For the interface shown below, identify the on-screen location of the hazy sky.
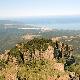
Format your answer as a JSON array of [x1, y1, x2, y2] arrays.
[[0, 0, 80, 18]]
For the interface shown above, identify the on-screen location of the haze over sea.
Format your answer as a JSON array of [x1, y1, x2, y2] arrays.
[[14, 16, 80, 30]]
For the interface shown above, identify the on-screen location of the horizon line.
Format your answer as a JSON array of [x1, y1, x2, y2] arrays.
[[0, 14, 80, 19]]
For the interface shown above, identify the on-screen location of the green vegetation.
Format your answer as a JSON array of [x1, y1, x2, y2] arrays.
[[25, 38, 55, 51], [67, 64, 80, 76], [0, 75, 5, 80], [0, 38, 80, 79], [9, 38, 55, 63], [17, 59, 65, 80], [10, 47, 24, 63], [0, 60, 7, 70]]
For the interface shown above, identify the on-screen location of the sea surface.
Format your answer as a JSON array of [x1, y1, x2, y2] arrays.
[[15, 16, 80, 30]]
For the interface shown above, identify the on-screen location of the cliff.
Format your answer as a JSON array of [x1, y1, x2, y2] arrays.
[[0, 38, 79, 80]]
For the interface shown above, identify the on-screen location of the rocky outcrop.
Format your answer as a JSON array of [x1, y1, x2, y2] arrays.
[[48, 74, 70, 80], [53, 63, 64, 72], [4, 64, 18, 80], [0, 38, 77, 80], [23, 45, 54, 61], [41, 45, 54, 60], [0, 50, 10, 61]]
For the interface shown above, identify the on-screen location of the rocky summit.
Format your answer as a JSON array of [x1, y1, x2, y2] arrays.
[[0, 38, 79, 80]]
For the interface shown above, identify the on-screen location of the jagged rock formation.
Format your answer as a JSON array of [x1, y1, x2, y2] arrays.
[[0, 38, 79, 80], [0, 50, 10, 61]]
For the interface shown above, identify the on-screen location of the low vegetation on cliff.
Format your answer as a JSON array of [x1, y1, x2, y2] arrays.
[[0, 38, 80, 80]]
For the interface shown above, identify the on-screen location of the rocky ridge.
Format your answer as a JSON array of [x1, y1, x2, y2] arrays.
[[0, 38, 79, 80]]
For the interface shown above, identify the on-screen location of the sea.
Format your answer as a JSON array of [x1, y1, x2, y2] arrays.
[[15, 16, 80, 30]]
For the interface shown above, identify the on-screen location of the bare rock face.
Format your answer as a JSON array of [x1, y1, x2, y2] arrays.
[[12, 57, 18, 65], [57, 74, 70, 80], [48, 74, 70, 80], [0, 50, 10, 61], [23, 51, 30, 62], [53, 63, 64, 72], [4, 64, 18, 80], [48, 76, 57, 80], [23, 45, 54, 61], [34, 49, 40, 59], [42, 45, 54, 60]]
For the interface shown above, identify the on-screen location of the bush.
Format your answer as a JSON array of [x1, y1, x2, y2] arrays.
[[10, 47, 24, 63], [0, 60, 7, 70], [0, 75, 5, 80], [17, 59, 66, 80], [17, 60, 51, 80], [67, 64, 80, 76]]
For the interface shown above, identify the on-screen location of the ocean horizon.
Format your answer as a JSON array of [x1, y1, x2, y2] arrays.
[[11, 16, 80, 30]]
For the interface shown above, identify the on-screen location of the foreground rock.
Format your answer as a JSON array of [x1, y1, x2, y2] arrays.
[[0, 38, 79, 80]]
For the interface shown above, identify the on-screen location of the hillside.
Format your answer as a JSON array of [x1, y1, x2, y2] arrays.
[[0, 38, 80, 80]]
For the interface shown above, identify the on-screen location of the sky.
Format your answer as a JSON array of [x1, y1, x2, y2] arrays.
[[0, 0, 80, 18]]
